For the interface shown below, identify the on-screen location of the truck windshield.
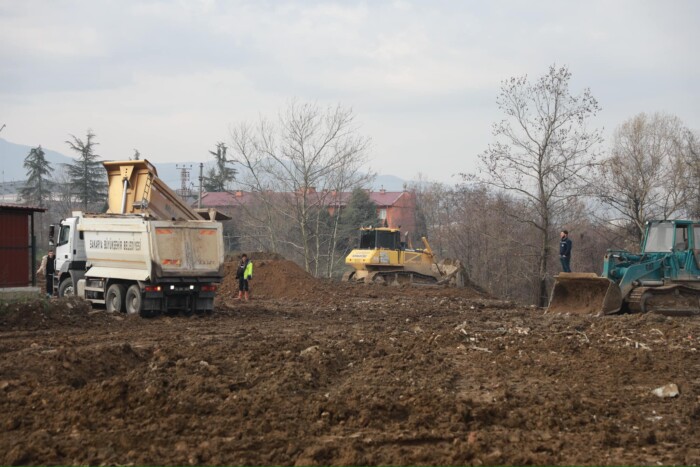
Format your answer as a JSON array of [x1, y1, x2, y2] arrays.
[[644, 222, 674, 252]]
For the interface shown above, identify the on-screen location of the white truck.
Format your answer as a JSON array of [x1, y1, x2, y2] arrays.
[[50, 160, 226, 316]]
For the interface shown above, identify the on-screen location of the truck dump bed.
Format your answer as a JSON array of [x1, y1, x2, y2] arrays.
[[79, 214, 224, 283]]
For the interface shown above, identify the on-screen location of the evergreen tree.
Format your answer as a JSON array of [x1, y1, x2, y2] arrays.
[[64, 130, 107, 211], [337, 188, 379, 251], [19, 145, 53, 207], [203, 142, 236, 192]]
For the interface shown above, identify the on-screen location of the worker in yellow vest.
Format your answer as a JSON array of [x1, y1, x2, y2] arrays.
[[235, 253, 253, 301]]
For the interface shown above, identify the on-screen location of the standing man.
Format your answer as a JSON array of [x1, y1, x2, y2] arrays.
[[37, 249, 56, 298], [559, 230, 572, 273], [235, 253, 253, 301]]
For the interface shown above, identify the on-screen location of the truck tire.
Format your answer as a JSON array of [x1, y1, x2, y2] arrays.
[[125, 285, 143, 316], [106, 284, 126, 313], [58, 278, 75, 297]]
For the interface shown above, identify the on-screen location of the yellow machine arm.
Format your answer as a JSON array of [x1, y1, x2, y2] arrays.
[[103, 160, 203, 221], [421, 237, 434, 256]]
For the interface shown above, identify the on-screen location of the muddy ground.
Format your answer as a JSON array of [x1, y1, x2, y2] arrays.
[[1, 259, 699, 466]]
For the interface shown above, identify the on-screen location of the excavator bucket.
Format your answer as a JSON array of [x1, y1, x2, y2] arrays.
[[546, 273, 623, 315]]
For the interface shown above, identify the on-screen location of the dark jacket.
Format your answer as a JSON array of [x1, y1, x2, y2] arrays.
[[560, 237, 572, 257], [235, 260, 247, 279], [236, 260, 252, 280]]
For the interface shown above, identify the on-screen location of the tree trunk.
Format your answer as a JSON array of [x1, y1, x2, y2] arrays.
[[538, 227, 549, 307], [326, 208, 342, 278]]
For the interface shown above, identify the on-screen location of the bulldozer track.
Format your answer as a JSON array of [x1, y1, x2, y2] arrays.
[[366, 270, 441, 286], [638, 284, 700, 316]]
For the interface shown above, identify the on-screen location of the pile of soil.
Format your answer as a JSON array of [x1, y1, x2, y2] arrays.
[[0, 297, 112, 331], [218, 258, 321, 304]]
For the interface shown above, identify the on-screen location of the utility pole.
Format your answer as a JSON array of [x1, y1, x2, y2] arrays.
[[175, 164, 192, 199], [198, 162, 203, 208]]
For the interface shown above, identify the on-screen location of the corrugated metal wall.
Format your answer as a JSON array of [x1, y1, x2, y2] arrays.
[[0, 211, 30, 287]]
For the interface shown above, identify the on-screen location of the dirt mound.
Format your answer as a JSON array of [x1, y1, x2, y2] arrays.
[[218, 258, 320, 304], [0, 297, 112, 331], [1, 298, 699, 465]]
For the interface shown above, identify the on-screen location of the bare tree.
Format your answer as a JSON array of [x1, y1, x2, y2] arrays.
[[230, 100, 372, 275], [595, 113, 693, 242], [679, 128, 700, 219], [473, 65, 603, 306]]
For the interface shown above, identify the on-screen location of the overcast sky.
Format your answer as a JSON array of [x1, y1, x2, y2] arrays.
[[1, 0, 698, 182]]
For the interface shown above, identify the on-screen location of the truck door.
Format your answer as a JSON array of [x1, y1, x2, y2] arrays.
[[54, 221, 73, 274]]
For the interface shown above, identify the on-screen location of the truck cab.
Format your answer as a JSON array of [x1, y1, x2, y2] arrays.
[[52, 215, 87, 296]]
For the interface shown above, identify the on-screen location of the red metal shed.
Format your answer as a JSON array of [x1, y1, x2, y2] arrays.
[[0, 204, 46, 288]]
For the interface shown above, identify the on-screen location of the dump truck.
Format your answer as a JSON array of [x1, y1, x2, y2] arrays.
[[342, 227, 466, 286], [51, 160, 225, 316], [547, 219, 700, 316]]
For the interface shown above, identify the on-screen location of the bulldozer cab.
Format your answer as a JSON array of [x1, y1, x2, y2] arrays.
[[643, 221, 699, 273], [359, 228, 402, 250], [642, 220, 697, 253]]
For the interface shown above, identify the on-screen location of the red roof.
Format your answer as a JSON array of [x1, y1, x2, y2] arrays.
[[0, 203, 47, 213], [197, 190, 408, 208], [369, 191, 406, 206]]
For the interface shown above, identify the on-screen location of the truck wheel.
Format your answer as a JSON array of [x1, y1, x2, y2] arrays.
[[125, 285, 143, 316], [106, 284, 126, 313], [58, 278, 75, 297]]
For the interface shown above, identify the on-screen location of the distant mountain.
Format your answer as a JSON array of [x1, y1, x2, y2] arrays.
[[0, 138, 73, 183], [373, 174, 407, 191], [0, 138, 407, 193]]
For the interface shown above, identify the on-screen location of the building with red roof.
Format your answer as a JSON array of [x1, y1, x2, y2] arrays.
[[198, 188, 418, 234]]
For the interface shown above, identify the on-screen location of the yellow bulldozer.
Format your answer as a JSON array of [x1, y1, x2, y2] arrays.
[[342, 227, 466, 287]]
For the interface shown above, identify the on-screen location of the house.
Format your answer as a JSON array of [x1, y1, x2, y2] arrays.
[[0, 203, 46, 291], [198, 189, 418, 234]]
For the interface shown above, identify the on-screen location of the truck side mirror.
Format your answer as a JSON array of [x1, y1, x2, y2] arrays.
[[49, 225, 55, 244]]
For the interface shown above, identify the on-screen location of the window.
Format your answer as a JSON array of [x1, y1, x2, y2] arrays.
[[358, 229, 401, 250], [643, 222, 674, 252], [376, 230, 399, 249], [693, 225, 700, 250], [674, 225, 689, 251], [58, 225, 71, 246], [359, 230, 376, 249], [378, 209, 387, 220]]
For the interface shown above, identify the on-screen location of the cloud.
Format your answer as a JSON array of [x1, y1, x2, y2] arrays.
[[1, 0, 698, 183]]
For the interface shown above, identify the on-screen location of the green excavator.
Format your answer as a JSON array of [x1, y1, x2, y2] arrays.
[[547, 220, 700, 316]]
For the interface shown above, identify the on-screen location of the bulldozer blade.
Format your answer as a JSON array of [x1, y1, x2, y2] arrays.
[[546, 273, 622, 316]]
